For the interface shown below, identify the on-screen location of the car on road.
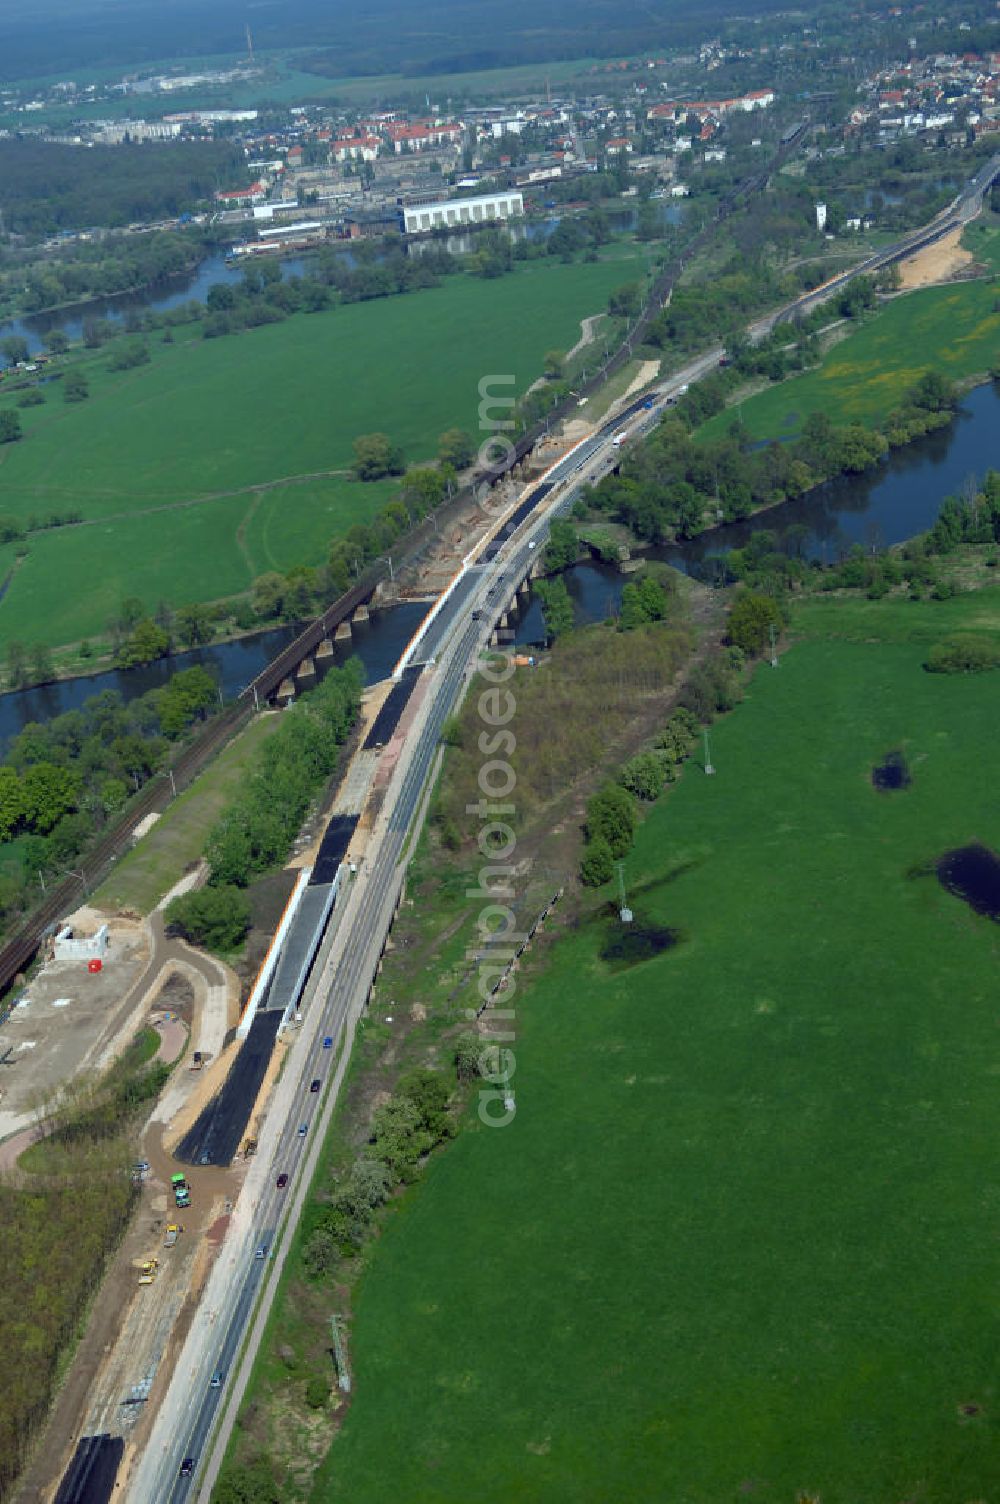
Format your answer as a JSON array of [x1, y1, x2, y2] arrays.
[[297, 1123, 308, 1137], [180, 1458, 195, 1476], [642, 397, 655, 408], [276, 1172, 288, 1189], [310, 1078, 321, 1092], [210, 1370, 223, 1389], [255, 1244, 268, 1259], [322, 1036, 333, 1049]]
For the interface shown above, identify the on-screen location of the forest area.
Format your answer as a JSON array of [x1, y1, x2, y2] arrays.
[[0, 139, 242, 235], [0, 1029, 167, 1500]]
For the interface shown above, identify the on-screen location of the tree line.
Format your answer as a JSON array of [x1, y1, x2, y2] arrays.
[[582, 368, 959, 546], [166, 660, 364, 951], [10, 228, 206, 314], [579, 593, 782, 885], [0, 667, 218, 926], [0, 140, 242, 237], [0, 1027, 168, 1498]]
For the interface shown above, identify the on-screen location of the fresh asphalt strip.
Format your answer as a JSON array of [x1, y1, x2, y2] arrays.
[[362, 663, 423, 748], [175, 1011, 283, 1169], [53, 1433, 123, 1504], [311, 813, 358, 886]]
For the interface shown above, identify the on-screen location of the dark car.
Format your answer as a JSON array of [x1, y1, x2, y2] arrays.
[[310, 1078, 321, 1093], [276, 1173, 288, 1189], [180, 1458, 195, 1476], [322, 1036, 333, 1049]]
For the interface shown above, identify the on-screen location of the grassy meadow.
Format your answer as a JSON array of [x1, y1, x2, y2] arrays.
[[0, 247, 648, 647], [308, 587, 1000, 1503], [92, 710, 282, 915], [699, 223, 1000, 444]]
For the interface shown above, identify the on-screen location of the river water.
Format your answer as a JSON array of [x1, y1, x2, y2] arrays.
[[1, 381, 996, 746], [0, 601, 432, 752], [512, 381, 1000, 641], [0, 202, 682, 360]]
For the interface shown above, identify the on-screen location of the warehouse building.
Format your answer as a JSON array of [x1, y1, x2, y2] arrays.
[[402, 189, 524, 234]]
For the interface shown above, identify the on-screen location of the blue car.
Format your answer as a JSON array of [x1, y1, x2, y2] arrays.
[[322, 1036, 333, 1049]]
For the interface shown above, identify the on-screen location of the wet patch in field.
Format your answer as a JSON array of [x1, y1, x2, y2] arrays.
[[872, 749, 911, 791], [937, 843, 1000, 922], [601, 921, 683, 970]]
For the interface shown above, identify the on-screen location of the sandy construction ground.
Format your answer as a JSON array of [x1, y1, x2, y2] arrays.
[[898, 225, 975, 289]]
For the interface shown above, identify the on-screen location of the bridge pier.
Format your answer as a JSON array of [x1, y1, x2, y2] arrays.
[[296, 656, 316, 680], [315, 638, 334, 660], [276, 678, 296, 704], [335, 621, 352, 643], [353, 604, 369, 625]]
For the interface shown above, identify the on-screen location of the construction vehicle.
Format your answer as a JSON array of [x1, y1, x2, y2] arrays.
[[138, 1259, 159, 1285], [170, 1173, 191, 1209], [162, 1224, 179, 1248]]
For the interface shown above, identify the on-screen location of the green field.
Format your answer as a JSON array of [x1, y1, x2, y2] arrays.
[[312, 589, 1000, 1502], [699, 230, 1000, 444], [93, 711, 282, 915], [0, 249, 649, 647]]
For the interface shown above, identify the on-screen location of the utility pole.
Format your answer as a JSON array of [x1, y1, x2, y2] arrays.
[[330, 1315, 351, 1392], [616, 862, 633, 924], [703, 729, 715, 776], [769, 620, 779, 668]]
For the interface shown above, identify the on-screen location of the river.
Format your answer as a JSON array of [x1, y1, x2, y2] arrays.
[[0, 202, 683, 361], [511, 381, 1000, 642], [0, 601, 432, 753], [1, 381, 996, 745]]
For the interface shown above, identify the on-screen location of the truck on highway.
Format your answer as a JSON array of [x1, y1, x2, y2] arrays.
[[171, 1173, 191, 1209]]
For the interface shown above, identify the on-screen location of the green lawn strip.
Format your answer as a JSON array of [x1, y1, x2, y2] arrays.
[[574, 357, 649, 423], [310, 602, 1000, 1503], [92, 712, 282, 915], [790, 586, 1000, 647], [962, 214, 1000, 272], [696, 254, 1000, 445]]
